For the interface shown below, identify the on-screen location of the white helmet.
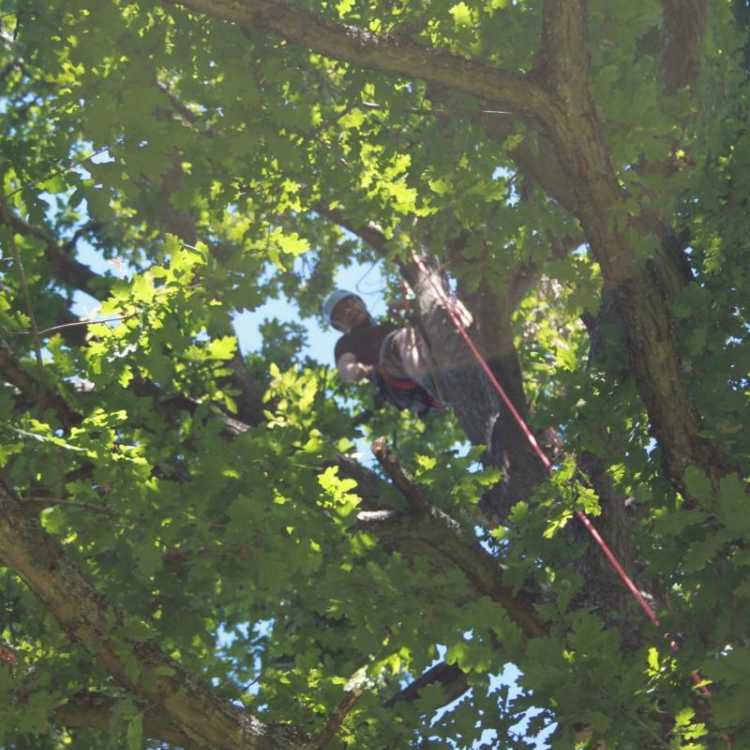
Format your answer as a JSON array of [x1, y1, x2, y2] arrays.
[[322, 289, 365, 330]]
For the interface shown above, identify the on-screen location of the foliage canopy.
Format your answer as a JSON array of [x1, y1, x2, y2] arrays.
[[0, 1, 749, 748]]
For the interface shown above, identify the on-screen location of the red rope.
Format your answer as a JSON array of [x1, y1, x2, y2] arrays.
[[411, 254, 726, 714], [410, 254, 723, 736], [574, 510, 659, 625], [410, 254, 662, 623]]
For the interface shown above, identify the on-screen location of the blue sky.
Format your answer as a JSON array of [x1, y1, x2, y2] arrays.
[[233, 261, 389, 365], [72, 240, 387, 367]]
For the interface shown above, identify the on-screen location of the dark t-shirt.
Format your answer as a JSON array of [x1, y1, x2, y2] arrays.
[[334, 322, 396, 368]]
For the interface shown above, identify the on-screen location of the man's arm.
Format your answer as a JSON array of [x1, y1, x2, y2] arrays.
[[337, 353, 374, 383]]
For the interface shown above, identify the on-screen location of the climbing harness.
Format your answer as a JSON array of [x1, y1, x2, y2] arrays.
[[373, 370, 444, 416]]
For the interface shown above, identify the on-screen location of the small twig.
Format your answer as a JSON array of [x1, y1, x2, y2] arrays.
[[0, 199, 43, 367], [309, 681, 366, 749], [632, 717, 670, 750], [371, 437, 430, 516], [63, 219, 100, 253], [155, 79, 217, 136], [6, 145, 111, 199], [9, 313, 136, 338], [241, 675, 261, 691], [10, 279, 199, 338], [360, 100, 434, 116], [360, 100, 512, 117], [6, 425, 86, 452], [23, 497, 119, 516]]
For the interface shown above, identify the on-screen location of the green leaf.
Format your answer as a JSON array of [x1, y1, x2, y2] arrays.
[[40, 507, 66, 536], [449, 2, 473, 26], [647, 647, 661, 675], [717, 475, 750, 537], [275, 230, 310, 257], [206, 336, 237, 361], [339, 108, 366, 130], [132, 274, 155, 304], [135, 542, 162, 579], [126, 713, 143, 750], [337, 0, 355, 16], [683, 466, 713, 504]]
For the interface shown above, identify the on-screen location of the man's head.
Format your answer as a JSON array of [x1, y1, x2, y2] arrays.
[[322, 289, 370, 332]]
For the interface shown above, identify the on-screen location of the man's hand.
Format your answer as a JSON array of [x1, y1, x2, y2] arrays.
[[337, 354, 374, 383]]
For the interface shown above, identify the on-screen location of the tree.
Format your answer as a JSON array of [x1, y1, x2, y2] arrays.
[[0, 0, 748, 747]]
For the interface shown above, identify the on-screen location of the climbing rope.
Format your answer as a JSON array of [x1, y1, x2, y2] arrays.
[[411, 253, 726, 717], [410, 254, 662, 627]]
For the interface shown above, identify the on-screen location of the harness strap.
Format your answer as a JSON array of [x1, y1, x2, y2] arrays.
[[379, 372, 418, 390], [376, 370, 445, 411]]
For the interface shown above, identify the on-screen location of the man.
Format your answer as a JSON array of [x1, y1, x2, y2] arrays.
[[322, 289, 442, 416]]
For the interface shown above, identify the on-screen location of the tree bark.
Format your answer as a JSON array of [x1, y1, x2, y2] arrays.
[[662, 0, 709, 92], [56, 692, 205, 750], [0, 481, 304, 750], [166, 0, 555, 124], [536, 0, 729, 488]]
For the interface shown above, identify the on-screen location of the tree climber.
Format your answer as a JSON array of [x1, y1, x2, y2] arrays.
[[322, 289, 443, 416]]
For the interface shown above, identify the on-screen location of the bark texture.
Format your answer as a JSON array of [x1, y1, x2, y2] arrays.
[[0, 482, 301, 750]]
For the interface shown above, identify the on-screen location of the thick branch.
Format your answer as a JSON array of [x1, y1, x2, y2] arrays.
[[0, 482, 302, 750], [477, 114, 578, 214], [662, 0, 708, 91], [355, 504, 545, 637], [226, 347, 267, 427], [0, 206, 106, 300], [166, 0, 556, 125], [56, 692, 204, 750], [454, 268, 549, 520], [371, 437, 430, 515], [309, 683, 364, 750], [401, 254, 513, 447], [384, 662, 468, 709], [314, 204, 388, 254], [331, 453, 395, 511], [531, 4, 730, 489], [538, 0, 589, 97], [363, 439, 546, 638]]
